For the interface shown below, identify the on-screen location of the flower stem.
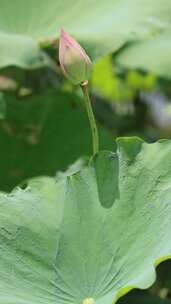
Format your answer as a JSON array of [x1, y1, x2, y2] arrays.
[[81, 81, 99, 155]]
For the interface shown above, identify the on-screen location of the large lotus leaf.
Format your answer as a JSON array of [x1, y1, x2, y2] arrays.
[[116, 29, 171, 78], [0, 137, 171, 303], [0, 0, 171, 68], [0, 89, 114, 191]]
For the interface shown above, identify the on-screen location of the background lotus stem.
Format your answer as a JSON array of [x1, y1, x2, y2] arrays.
[[81, 81, 99, 155]]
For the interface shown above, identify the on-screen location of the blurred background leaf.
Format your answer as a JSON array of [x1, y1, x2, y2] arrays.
[[118, 291, 171, 304], [115, 29, 171, 78], [0, 89, 114, 191], [0, 92, 6, 119], [0, 0, 171, 69]]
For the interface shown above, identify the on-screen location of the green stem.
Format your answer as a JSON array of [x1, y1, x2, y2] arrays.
[[81, 81, 99, 155]]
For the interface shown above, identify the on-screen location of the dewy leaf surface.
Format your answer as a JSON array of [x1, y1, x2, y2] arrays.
[[0, 0, 171, 68], [0, 137, 171, 304]]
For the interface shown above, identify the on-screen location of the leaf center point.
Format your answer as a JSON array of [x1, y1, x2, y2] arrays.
[[83, 297, 95, 304]]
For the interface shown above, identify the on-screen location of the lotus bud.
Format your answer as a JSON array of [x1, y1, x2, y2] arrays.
[[59, 29, 92, 85]]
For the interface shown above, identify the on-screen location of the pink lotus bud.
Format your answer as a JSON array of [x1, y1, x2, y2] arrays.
[[59, 29, 92, 85]]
